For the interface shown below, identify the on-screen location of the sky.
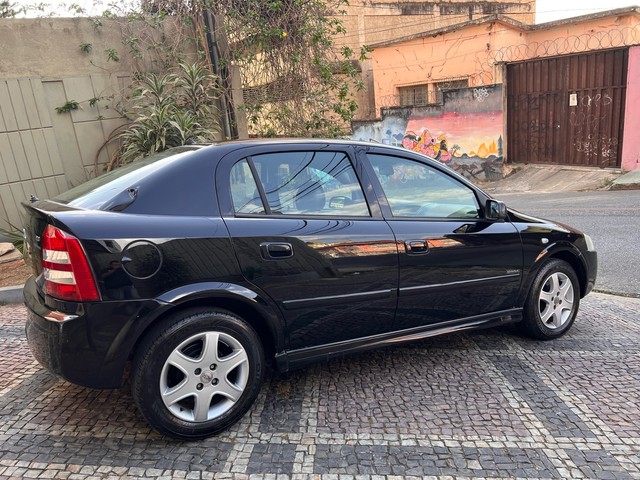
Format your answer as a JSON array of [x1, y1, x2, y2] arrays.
[[536, 0, 640, 23], [10, 0, 640, 22]]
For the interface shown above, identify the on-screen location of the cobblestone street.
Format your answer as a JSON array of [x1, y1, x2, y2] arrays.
[[1, 293, 639, 479]]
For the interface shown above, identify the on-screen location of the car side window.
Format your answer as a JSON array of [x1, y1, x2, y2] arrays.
[[232, 151, 370, 217], [230, 159, 265, 214], [367, 153, 480, 219]]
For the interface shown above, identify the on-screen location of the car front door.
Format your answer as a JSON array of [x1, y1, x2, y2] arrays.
[[217, 145, 399, 352], [362, 149, 523, 331]]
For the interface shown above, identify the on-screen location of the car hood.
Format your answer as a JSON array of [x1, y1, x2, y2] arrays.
[[507, 208, 583, 236]]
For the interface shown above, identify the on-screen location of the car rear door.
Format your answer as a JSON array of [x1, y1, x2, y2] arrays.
[[361, 148, 523, 331], [217, 144, 399, 351]]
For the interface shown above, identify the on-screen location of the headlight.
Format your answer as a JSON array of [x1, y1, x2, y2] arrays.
[[584, 234, 595, 252]]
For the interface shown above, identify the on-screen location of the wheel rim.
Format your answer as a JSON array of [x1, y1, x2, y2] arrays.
[[538, 271, 575, 330], [160, 331, 250, 423]]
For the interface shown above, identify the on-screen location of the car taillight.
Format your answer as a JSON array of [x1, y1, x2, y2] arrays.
[[41, 225, 99, 302]]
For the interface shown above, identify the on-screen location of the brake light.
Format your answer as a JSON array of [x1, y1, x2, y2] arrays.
[[41, 225, 99, 302]]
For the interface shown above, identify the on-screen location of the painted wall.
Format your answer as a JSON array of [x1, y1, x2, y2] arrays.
[[368, 10, 640, 170], [370, 11, 640, 114], [353, 85, 504, 182], [331, 1, 534, 120], [622, 45, 640, 172]]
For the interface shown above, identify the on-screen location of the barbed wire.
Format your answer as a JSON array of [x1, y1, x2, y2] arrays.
[[491, 26, 640, 63], [375, 23, 640, 108]]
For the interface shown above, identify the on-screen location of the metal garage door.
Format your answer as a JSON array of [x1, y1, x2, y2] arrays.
[[507, 49, 628, 168]]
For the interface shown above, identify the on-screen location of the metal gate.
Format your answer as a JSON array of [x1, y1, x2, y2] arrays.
[[507, 49, 628, 168]]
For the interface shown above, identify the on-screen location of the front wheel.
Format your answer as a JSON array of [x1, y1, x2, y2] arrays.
[[521, 259, 580, 340], [131, 308, 265, 439]]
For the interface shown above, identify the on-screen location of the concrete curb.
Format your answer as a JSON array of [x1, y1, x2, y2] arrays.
[[0, 285, 24, 304], [609, 169, 640, 190]]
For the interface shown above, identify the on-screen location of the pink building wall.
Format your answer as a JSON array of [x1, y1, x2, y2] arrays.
[[622, 45, 640, 171]]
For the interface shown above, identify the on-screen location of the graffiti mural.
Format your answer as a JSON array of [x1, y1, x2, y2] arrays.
[[350, 116, 408, 147], [352, 85, 504, 182]]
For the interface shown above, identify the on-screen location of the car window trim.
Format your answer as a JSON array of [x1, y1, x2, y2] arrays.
[[245, 155, 272, 215], [223, 146, 375, 219]]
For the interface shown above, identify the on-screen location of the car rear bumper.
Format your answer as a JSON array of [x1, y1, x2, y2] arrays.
[[23, 276, 159, 388]]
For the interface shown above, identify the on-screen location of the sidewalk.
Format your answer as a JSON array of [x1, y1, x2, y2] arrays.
[[482, 164, 622, 194], [3, 293, 640, 478], [610, 167, 640, 190]]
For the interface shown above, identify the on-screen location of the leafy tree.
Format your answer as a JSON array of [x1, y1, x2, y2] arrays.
[[215, 0, 366, 137], [137, 0, 367, 137], [0, 1, 18, 17]]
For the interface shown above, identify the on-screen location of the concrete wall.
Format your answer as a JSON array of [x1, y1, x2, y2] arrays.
[[0, 74, 127, 230], [369, 21, 506, 115], [353, 85, 504, 182], [0, 17, 222, 231], [0, 18, 137, 230], [330, 0, 534, 120]]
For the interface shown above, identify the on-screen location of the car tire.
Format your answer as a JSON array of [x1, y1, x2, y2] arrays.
[[521, 259, 580, 340], [131, 308, 265, 440]]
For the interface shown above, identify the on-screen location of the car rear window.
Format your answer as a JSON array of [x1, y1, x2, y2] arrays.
[[54, 147, 201, 210]]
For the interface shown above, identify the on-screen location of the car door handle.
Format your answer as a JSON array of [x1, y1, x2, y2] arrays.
[[260, 242, 294, 259], [405, 240, 429, 254]]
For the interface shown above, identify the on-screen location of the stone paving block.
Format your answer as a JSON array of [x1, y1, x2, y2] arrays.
[[1, 294, 640, 479], [246, 443, 297, 474], [314, 350, 531, 437], [259, 372, 306, 433], [489, 355, 596, 439]]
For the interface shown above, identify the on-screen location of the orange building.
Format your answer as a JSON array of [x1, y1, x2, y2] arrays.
[[332, 1, 536, 119], [353, 7, 640, 177]]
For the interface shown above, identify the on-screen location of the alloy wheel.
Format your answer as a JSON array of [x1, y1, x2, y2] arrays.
[[538, 271, 575, 329], [159, 331, 250, 422]]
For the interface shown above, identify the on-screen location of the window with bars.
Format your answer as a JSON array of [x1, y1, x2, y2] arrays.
[[398, 85, 428, 106], [434, 79, 469, 103]]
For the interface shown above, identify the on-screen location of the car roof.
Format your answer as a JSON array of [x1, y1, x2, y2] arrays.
[[200, 138, 406, 155]]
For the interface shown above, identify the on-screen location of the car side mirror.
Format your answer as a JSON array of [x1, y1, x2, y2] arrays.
[[485, 199, 507, 220]]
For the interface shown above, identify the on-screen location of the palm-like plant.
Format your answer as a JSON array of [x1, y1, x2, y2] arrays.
[[111, 62, 221, 168]]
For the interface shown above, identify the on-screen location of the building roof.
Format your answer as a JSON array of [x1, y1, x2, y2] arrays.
[[369, 6, 640, 49]]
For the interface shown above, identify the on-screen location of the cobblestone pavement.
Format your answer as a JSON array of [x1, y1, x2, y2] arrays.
[[1, 293, 640, 479]]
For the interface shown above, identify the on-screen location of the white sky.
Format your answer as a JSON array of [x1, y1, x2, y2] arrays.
[[11, 0, 640, 22], [536, 0, 640, 23]]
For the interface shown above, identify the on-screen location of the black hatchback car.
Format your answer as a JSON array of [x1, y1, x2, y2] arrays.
[[23, 139, 597, 439]]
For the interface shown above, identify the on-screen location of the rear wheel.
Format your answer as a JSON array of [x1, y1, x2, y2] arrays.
[[521, 259, 580, 340], [132, 308, 264, 439]]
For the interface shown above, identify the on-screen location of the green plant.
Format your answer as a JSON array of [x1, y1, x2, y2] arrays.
[[105, 48, 120, 62], [600, 177, 615, 189], [80, 42, 92, 53], [0, 0, 18, 17], [210, 0, 366, 137], [55, 100, 80, 114], [67, 2, 85, 15], [111, 61, 221, 168]]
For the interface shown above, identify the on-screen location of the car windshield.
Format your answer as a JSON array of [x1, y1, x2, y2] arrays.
[[54, 147, 201, 210]]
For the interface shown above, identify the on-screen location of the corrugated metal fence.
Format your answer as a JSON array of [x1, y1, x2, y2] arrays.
[[507, 48, 628, 168]]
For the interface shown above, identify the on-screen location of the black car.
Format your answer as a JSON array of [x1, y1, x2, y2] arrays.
[[23, 139, 597, 439]]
